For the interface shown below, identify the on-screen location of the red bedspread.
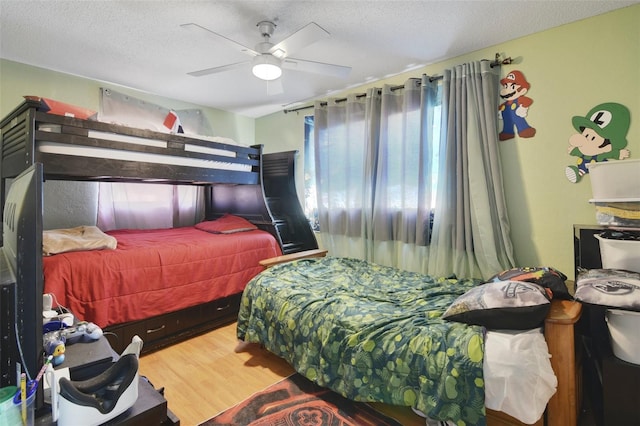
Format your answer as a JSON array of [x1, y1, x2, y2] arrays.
[[43, 227, 281, 327]]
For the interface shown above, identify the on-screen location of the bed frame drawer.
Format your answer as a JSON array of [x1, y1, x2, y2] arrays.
[[105, 293, 243, 354], [136, 316, 171, 342]]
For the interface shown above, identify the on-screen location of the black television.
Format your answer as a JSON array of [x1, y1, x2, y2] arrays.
[[0, 163, 44, 409]]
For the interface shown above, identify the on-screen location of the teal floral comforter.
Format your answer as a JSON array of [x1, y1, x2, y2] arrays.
[[237, 257, 486, 425]]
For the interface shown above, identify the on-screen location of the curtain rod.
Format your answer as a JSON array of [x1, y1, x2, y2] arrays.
[[283, 53, 513, 114]]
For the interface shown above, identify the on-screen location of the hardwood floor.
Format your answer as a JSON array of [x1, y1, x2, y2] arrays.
[[138, 322, 424, 425], [138, 322, 291, 425]]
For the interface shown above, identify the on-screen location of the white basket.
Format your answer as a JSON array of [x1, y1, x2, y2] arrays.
[[595, 234, 640, 273], [587, 159, 640, 201], [606, 309, 640, 365]]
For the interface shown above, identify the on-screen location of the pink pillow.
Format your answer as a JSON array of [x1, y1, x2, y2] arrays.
[[195, 214, 258, 234]]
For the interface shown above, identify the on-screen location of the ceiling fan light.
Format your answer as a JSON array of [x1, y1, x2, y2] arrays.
[[252, 55, 282, 81]]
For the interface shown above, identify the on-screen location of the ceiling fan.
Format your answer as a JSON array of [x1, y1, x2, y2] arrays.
[[181, 20, 352, 84]]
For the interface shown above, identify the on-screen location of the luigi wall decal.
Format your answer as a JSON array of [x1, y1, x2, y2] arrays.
[[565, 102, 631, 183], [498, 70, 536, 141]]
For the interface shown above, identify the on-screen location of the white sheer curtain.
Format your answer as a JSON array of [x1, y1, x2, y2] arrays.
[[314, 65, 514, 278], [313, 92, 369, 260], [366, 77, 441, 271], [97, 183, 204, 231], [314, 77, 440, 272]]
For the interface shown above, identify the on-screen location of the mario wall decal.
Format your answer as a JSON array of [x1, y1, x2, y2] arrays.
[[498, 70, 536, 141], [565, 102, 631, 183]]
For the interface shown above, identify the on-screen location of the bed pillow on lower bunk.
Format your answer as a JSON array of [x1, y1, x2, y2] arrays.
[[574, 268, 640, 311], [43, 226, 117, 256], [195, 214, 258, 234], [485, 266, 572, 300], [442, 280, 551, 330]]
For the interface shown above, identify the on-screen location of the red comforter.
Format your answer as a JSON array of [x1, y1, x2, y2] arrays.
[[43, 227, 281, 327]]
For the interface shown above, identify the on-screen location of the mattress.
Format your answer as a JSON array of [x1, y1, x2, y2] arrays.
[[43, 227, 280, 327]]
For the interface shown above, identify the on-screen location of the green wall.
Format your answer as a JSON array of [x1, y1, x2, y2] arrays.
[[257, 5, 640, 280], [0, 59, 256, 144]]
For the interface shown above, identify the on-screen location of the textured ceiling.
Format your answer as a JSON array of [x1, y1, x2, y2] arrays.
[[1, 0, 637, 118]]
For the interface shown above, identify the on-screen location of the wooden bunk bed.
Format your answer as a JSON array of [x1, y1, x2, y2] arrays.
[[0, 99, 314, 354]]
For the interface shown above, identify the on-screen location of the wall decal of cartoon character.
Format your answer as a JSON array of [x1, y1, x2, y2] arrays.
[[565, 102, 631, 183], [498, 70, 536, 141]]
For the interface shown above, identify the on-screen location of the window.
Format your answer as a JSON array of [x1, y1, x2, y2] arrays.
[[305, 80, 443, 248], [304, 103, 441, 234]]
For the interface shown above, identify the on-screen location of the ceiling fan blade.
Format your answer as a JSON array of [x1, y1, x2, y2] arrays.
[[283, 58, 351, 78], [266, 78, 284, 96], [181, 23, 259, 57], [269, 22, 330, 59], [187, 61, 250, 77]]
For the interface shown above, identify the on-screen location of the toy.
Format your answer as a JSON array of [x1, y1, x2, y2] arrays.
[[59, 322, 103, 344], [498, 70, 536, 141], [43, 322, 102, 367], [565, 102, 631, 183], [43, 320, 69, 334], [44, 334, 66, 366]]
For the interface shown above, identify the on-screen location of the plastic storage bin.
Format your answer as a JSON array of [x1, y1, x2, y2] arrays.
[[606, 309, 640, 365], [595, 232, 640, 273], [587, 159, 640, 201]]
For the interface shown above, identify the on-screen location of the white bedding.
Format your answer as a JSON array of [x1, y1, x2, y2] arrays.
[[484, 328, 557, 424], [414, 327, 556, 425]]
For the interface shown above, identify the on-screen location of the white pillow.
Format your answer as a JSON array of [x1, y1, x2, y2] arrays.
[[574, 269, 640, 311]]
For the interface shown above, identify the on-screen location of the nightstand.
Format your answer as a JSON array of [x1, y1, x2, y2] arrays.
[[35, 337, 179, 425]]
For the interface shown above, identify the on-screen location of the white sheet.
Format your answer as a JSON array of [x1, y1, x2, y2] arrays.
[[412, 327, 557, 425], [484, 328, 557, 424]]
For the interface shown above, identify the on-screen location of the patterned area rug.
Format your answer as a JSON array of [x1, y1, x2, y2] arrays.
[[200, 373, 403, 426]]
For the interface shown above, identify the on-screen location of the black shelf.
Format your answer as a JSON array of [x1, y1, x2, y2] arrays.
[[574, 224, 640, 426]]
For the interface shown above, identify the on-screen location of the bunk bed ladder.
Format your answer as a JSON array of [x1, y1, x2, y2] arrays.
[[262, 151, 318, 255]]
